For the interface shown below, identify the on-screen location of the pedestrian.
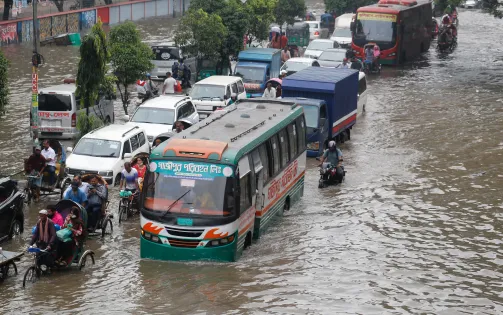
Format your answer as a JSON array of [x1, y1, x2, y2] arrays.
[[281, 46, 291, 63], [262, 82, 277, 99], [163, 72, 176, 94]]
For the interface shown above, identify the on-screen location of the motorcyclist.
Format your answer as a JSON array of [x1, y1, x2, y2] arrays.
[[318, 141, 344, 184], [136, 77, 151, 102], [441, 14, 457, 41]]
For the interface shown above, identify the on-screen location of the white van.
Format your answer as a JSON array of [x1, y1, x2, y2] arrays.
[[65, 124, 150, 185], [357, 72, 368, 117], [190, 76, 247, 119], [34, 81, 115, 140], [330, 13, 354, 48]]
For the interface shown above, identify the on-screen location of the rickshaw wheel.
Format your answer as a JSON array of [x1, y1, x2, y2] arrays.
[[23, 266, 39, 288], [25, 187, 33, 204], [78, 250, 95, 271], [101, 218, 113, 237], [118, 200, 128, 224]]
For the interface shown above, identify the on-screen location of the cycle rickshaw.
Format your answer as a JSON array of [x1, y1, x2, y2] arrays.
[[22, 200, 95, 287], [81, 173, 113, 238], [118, 152, 149, 224]]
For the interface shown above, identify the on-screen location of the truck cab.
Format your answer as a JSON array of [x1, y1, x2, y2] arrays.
[[234, 48, 281, 98], [283, 98, 328, 157]]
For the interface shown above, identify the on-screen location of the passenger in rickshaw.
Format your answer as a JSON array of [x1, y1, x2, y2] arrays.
[[281, 46, 291, 63], [373, 45, 381, 68], [64, 181, 88, 207], [63, 175, 90, 195], [25, 146, 46, 202], [364, 45, 374, 65], [174, 121, 185, 133], [41, 140, 57, 186], [133, 157, 147, 179], [30, 209, 57, 267], [47, 202, 64, 227], [86, 175, 107, 231], [56, 207, 84, 267], [152, 138, 162, 149]]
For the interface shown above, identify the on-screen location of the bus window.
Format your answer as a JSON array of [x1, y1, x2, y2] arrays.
[[287, 123, 297, 158], [259, 144, 270, 183], [279, 129, 289, 167], [269, 135, 280, 175], [296, 116, 306, 150], [239, 174, 252, 214]]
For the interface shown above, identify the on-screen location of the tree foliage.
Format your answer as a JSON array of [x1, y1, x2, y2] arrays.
[[109, 21, 153, 115], [246, 0, 277, 42], [480, 0, 502, 18], [274, 0, 306, 27], [174, 9, 227, 58], [324, 0, 373, 14], [76, 19, 109, 136], [0, 50, 8, 117]]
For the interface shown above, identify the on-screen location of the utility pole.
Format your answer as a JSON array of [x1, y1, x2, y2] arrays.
[[31, 0, 40, 152]]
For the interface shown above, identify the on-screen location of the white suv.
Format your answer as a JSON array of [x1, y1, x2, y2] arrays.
[[125, 95, 199, 144], [65, 124, 150, 185]]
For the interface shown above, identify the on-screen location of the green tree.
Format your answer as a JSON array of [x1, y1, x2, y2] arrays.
[[109, 21, 154, 115], [76, 19, 110, 137], [274, 0, 306, 28], [0, 50, 8, 117], [246, 0, 277, 42], [481, 0, 502, 18], [174, 9, 227, 58]]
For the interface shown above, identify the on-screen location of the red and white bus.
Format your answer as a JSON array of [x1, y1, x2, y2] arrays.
[[352, 0, 433, 64]]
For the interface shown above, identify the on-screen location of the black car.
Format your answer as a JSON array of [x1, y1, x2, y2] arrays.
[[0, 177, 24, 243]]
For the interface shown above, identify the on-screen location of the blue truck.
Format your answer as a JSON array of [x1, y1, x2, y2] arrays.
[[234, 48, 282, 98], [282, 67, 359, 157]]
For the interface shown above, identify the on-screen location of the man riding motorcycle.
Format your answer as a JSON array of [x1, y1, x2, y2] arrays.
[[318, 141, 344, 184], [136, 73, 158, 103], [441, 14, 457, 41]]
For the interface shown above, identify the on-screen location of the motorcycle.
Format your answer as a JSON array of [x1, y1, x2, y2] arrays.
[[437, 25, 456, 52], [318, 162, 346, 188]]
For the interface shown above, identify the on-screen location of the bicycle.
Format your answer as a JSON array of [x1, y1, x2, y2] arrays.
[[118, 190, 139, 224]]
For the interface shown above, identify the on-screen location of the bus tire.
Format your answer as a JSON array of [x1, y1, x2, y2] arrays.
[[420, 42, 425, 53], [283, 197, 290, 212], [244, 232, 252, 249]]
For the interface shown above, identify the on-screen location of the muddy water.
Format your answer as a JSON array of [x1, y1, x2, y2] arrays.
[[2, 10, 503, 314]]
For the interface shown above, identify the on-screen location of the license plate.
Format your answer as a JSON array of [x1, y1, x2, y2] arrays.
[[177, 218, 193, 226], [41, 119, 62, 127], [199, 114, 208, 119]]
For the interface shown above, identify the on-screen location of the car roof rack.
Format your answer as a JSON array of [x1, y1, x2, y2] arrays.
[[122, 126, 140, 137], [89, 125, 107, 134]]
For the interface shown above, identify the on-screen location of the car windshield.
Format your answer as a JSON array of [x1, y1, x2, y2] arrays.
[[319, 50, 346, 61], [302, 105, 319, 128], [190, 84, 224, 100], [131, 107, 175, 125], [73, 138, 121, 157], [307, 41, 333, 50], [282, 60, 311, 72], [235, 66, 265, 84], [355, 13, 397, 43], [143, 161, 236, 217], [333, 28, 352, 37], [38, 94, 72, 111]]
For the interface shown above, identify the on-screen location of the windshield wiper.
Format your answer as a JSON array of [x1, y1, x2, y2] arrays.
[[93, 153, 116, 157], [161, 189, 192, 218]]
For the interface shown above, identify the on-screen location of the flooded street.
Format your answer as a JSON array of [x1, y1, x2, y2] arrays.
[[2, 8, 503, 314]]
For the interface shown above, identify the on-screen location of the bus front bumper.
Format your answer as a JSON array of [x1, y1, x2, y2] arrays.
[[140, 235, 238, 262]]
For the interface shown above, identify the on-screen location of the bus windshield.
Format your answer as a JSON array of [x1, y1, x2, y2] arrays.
[[355, 12, 397, 43], [144, 161, 236, 217]]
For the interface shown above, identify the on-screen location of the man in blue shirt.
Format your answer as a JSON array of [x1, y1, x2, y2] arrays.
[[64, 181, 87, 207]]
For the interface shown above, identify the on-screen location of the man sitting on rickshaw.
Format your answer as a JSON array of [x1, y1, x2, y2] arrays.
[[56, 207, 84, 267], [86, 175, 107, 232], [25, 146, 46, 202], [30, 209, 57, 267], [41, 140, 57, 186]]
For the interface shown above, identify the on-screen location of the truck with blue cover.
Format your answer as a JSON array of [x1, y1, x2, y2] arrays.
[[282, 67, 359, 157], [234, 48, 282, 98]]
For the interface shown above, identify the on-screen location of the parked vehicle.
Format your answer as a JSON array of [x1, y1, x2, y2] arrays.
[[142, 100, 307, 262], [196, 58, 232, 82], [461, 0, 478, 8], [286, 22, 310, 57], [280, 58, 320, 77], [234, 48, 282, 98], [31, 80, 115, 140], [330, 13, 354, 48], [317, 48, 348, 68], [65, 124, 150, 186], [352, 0, 433, 64], [303, 39, 340, 59], [125, 95, 199, 143], [306, 21, 330, 40], [0, 177, 24, 243], [191, 76, 247, 119], [149, 44, 196, 82], [282, 67, 359, 153]]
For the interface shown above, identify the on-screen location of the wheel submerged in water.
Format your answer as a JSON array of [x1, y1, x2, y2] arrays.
[[101, 218, 113, 238], [78, 250, 95, 271], [22, 266, 39, 288]]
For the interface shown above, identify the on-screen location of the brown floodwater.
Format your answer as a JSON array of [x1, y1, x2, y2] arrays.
[[1, 9, 503, 314]]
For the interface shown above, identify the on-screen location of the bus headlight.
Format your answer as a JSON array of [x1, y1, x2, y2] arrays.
[[151, 235, 160, 243], [307, 142, 319, 150], [206, 235, 235, 247]]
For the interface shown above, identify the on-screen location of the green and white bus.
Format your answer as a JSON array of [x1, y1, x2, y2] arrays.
[[140, 99, 307, 262]]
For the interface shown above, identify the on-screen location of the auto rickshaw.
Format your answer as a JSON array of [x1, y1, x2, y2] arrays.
[[196, 58, 231, 82], [286, 22, 310, 57]]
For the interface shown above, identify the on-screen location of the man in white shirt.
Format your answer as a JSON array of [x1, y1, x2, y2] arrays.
[[262, 82, 277, 99], [162, 72, 177, 94], [41, 140, 57, 185]]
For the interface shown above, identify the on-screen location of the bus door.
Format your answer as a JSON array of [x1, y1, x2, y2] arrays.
[[238, 155, 257, 209]]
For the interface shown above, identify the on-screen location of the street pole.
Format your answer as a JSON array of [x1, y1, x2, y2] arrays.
[[31, 0, 39, 153]]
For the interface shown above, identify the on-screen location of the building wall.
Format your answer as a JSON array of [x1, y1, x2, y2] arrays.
[[0, 0, 189, 47]]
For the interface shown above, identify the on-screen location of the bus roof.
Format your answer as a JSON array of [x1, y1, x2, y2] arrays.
[[357, 0, 431, 14], [152, 100, 304, 164]]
